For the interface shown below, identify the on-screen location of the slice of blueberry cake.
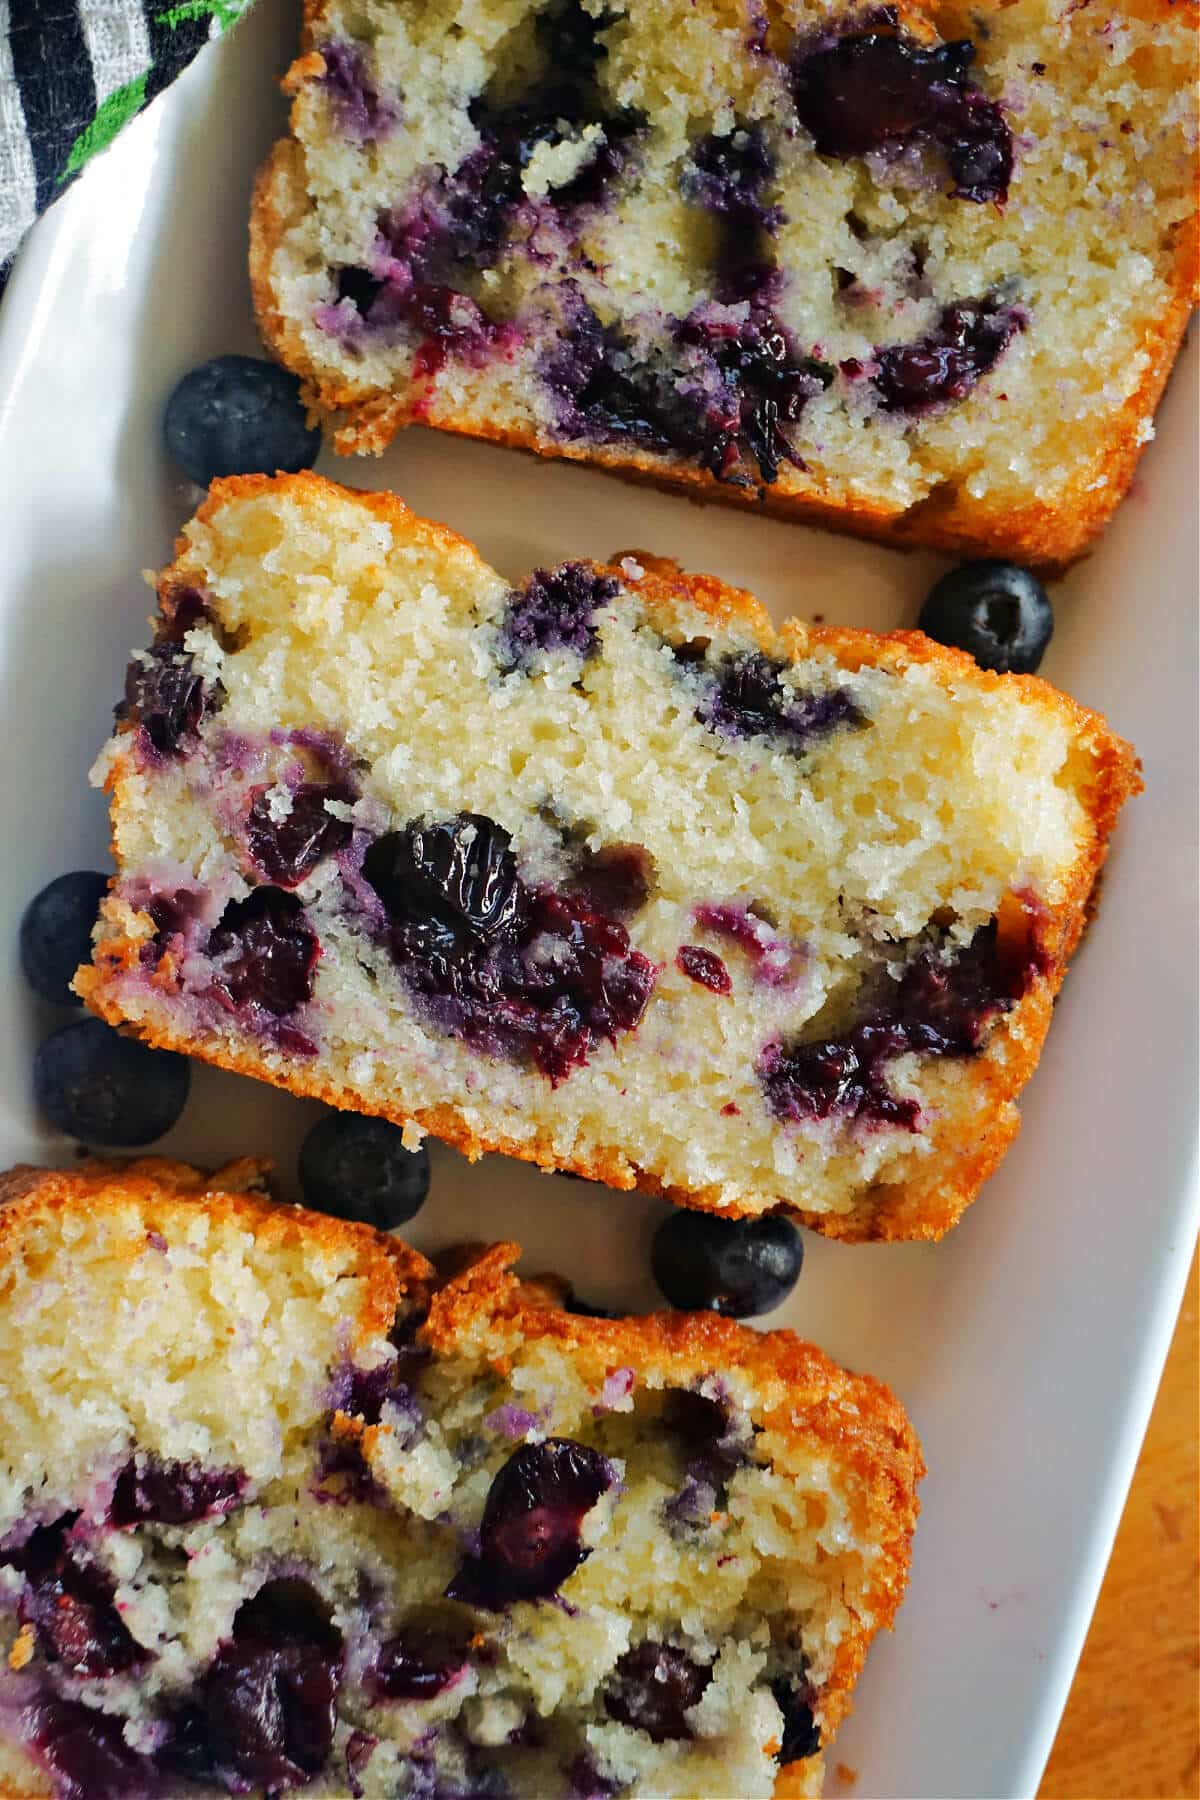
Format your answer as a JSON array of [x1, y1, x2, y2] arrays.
[[77, 473, 1138, 1241], [0, 1160, 923, 1799], [250, 0, 1198, 566]]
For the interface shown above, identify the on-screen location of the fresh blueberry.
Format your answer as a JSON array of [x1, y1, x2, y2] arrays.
[[917, 561, 1054, 674], [651, 1212, 804, 1317], [33, 1017, 190, 1145], [299, 1112, 431, 1228], [20, 870, 108, 1005], [163, 355, 321, 486]]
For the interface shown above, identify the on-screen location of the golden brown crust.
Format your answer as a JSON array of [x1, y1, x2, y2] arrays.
[[421, 1242, 924, 1761], [0, 1158, 436, 1347], [247, 8, 1200, 572], [0, 1163, 922, 1791], [77, 471, 1140, 1242]]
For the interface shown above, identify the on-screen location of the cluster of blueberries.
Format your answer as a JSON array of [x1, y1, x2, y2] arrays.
[[19, 866, 803, 1319], [17, 353, 1055, 1322]]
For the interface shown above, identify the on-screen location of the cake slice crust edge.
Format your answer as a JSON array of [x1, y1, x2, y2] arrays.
[[75, 472, 1141, 1243]]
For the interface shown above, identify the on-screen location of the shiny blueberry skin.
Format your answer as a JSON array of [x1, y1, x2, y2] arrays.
[[164, 355, 321, 486], [918, 561, 1054, 674], [34, 1017, 190, 1145], [651, 1212, 804, 1317], [299, 1112, 431, 1228], [20, 870, 108, 1005], [446, 1437, 615, 1607]]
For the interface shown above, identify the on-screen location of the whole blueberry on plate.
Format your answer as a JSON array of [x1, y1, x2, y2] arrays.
[[917, 561, 1053, 674], [651, 1211, 803, 1317], [34, 1017, 190, 1145], [163, 355, 321, 486], [298, 1112, 431, 1228], [20, 870, 108, 1005]]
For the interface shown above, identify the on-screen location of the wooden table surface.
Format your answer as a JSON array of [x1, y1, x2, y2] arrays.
[[1038, 1247, 1198, 1800]]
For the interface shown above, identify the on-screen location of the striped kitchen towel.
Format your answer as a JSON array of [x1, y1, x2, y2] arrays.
[[0, 0, 251, 285]]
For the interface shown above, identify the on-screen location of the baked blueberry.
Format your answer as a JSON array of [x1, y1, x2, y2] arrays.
[[446, 1437, 615, 1607], [651, 1212, 804, 1317], [3, 1516, 147, 1679], [371, 1624, 470, 1700], [299, 1112, 431, 1228], [918, 561, 1054, 674], [110, 1454, 247, 1527], [206, 887, 319, 1017], [771, 1678, 821, 1761], [20, 870, 108, 1005], [34, 1017, 190, 1145], [25, 1700, 151, 1800], [202, 1581, 342, 1790], [603, 1642, 712, 1741], [163, 355, 321, 486]]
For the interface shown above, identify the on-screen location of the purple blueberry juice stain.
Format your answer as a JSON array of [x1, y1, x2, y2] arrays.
[[593, 1367, 635, 1414], [1, 1517, 146, 1680], [321, 0, 641, 370], [482, 1403, 547, 1440], [498, 564, 619, 670], [564, 1752, 622, 1799], [662, 1472, 718, 1531], [683, 123, 781, 227], [329, 1354, 429, 1429], [870, 295, 1026, 412], [318, 1357, 425, 1503], [565, 840, 655, 920], [693, 902, 806, 991], [158, 585, 214, 642], [446, 1438, 615, 1608], [319, 40, 399, 143], [109, 1455, 247, 1528], [346, 1729, 377, 1797], [679, 647, 864, 752], [543, 297, 831, 489], [682, 120, 784, 309], [662, 1386, 756, 1516], [603, 1642, 712, 1742], [361, 813, 658, 1084], [760, 912, 1047, 1130], [791, 16, 1013, 203]]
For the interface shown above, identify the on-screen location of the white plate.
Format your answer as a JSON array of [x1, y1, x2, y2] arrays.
[[0, 6, 1196, 1796]]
